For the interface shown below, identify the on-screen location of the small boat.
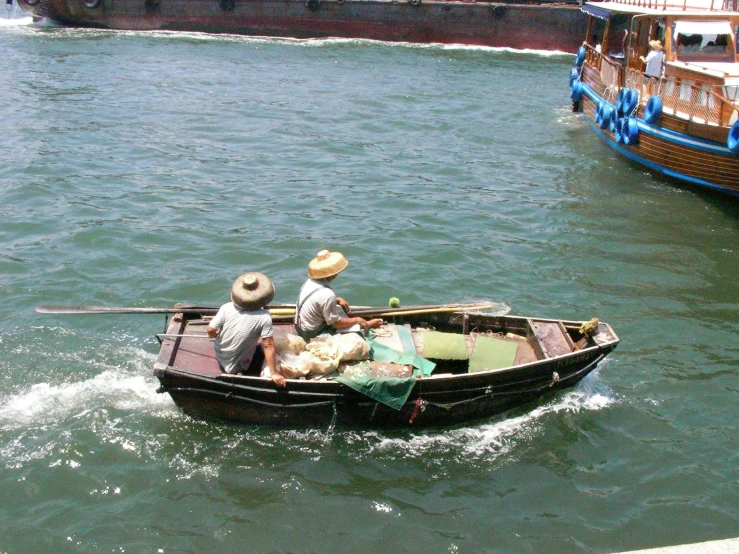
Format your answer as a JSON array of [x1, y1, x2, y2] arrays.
[[153, 304, 620, 427], [14, 0, 588, 52], [569, 0, 739, 197]]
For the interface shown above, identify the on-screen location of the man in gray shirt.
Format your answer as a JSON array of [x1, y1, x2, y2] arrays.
[[294, 250, 383, 341], [207, 272, 285, 387]]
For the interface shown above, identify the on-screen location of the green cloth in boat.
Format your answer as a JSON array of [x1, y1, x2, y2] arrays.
[[397, 325, 417, 355], [366, 334, 436, 376], [468, 335, 519, 373], [334, 361, 416, 411], [421, 331, 469, 360]]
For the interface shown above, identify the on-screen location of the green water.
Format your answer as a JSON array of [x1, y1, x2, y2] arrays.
[[1, 19, 738, 553]]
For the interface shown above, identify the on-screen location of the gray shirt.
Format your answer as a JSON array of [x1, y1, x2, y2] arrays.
[[295, 278, 345, 337], [210, 302, 273, 374]]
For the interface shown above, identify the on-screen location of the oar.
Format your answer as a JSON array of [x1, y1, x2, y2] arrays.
[[36, 302, 498, 317], [373, 303, 496, 318], [35, 304, 296, 316]]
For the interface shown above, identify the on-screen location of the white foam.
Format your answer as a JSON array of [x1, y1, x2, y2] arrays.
[[0, 15, 32, 26], [0, 353, 175, 430], [371, 372, 616, 460], [7, 24, 571, 56]]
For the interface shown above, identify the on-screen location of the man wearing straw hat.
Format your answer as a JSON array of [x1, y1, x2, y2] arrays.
[[640, 39, 664, 78], [294, 250, 383, 341], [207, 272, 285, 387]]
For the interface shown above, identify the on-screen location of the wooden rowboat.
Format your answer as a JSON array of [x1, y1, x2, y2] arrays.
[[153, 304, 620, 428]]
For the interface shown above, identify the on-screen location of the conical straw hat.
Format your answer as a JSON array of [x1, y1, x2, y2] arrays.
[[230, 272, 275, 310], [308, 250, 348, 279]]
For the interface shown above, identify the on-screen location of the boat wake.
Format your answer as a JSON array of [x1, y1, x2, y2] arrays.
[[18, 25, 571, 56], [0, 15, 33, 26], [362, 367, 615, 463], [0, 347, 173, 431]]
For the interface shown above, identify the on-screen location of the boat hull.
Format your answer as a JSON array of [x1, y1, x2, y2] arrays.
[[154, 309, 619, 428], [575, 77, 739, 196], [17, 0, 588, 51], [156, 352, 608, 427]]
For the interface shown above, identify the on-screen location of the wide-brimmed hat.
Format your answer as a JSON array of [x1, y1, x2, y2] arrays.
[[308, 249, 348, 279], [649, 40, 663, 50], [230, 272, 275, 310]]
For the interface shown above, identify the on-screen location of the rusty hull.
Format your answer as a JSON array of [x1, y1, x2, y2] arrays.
[[18, 0, 587, 52]]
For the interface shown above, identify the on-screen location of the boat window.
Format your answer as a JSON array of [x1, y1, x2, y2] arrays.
[[607, 14, 630, 59], [673, 21, 734, 59], [724, 86, 739, 103]]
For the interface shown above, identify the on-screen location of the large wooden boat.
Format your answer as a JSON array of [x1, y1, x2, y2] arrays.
[[15, 0, 588, 51], [569, 0, 739, 196], [153, 304, 619, 428]]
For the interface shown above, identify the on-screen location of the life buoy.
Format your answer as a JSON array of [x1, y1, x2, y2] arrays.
[[575, 46, 586, 68], [569, 81, 583, 101], [220, 0, 235, 9], [306, 0, 321, 10], [410, 0, 421, 5], [83, 0, 101, 8], [609, 108, 618, 132], [493, 4, 506, 17], [623, 118, 640, 145], [595, 101, 603, 126], [643, 96, 662, 124], [600, 105, 612, 130], [728, 121, 739, 153]]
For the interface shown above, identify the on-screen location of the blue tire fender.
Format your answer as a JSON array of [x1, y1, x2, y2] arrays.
[[609, 108, 618, 132], [728, 121, 739, 153], [600, 105, 612, 129], [570, 68, 579, 87], [570, 81, 583, 101], [614, 118, 626, 144], [624, 89, 639, 116], [623, 117, 640, 145], [644, 96, 663, 124], [617, 88, 628, 116], [575, 46, 586, 68]]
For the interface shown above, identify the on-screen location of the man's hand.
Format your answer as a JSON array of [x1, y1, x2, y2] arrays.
[[336, 296, 350, 313], [362, 319, 385, 331], [271, 372, 286, 388]]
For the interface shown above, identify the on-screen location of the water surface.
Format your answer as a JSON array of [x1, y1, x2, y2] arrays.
[[1, 19, 738, 553]]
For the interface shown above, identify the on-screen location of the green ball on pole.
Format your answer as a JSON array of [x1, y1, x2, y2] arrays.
[[388, 297, 400, 308]]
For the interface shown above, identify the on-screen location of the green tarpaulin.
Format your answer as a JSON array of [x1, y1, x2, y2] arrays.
[[468, 335, 519, 373]]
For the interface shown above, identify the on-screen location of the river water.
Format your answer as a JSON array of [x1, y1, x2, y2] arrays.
[[1, 16, 738, 553]]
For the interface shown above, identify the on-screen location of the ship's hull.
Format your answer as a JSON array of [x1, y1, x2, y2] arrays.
[[571, 65, 739, 197], [17, 0, 587, 51]]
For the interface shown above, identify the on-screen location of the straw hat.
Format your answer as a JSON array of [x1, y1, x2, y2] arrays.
[[230, 272, 275, 310], [308, 249, 348, 279], [649, 40, 663, 50]]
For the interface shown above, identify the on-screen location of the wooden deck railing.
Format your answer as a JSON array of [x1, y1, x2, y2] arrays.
[[581, 48, 738, 127], [624, 67, 738, 125], [606, 0, 727, 11]]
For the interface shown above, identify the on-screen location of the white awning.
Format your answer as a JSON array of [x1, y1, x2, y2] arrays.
[[674, 21, 733, 37]]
